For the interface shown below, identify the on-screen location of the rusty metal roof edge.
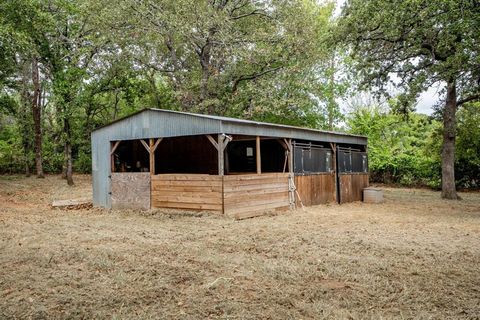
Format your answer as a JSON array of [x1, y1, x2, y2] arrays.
[[92, 107, 367, 141]]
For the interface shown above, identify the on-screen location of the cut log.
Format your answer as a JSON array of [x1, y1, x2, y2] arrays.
[[51, 198, 92, 210]]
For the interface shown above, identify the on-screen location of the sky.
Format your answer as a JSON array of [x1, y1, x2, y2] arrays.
[[416, 85, 442, 115]]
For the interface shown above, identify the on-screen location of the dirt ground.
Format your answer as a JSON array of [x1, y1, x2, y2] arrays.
[[0, 175, 479, 319]]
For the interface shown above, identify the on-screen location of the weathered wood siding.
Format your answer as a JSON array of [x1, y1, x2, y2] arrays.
[[339, 173, 369, 203], [151, 174, 223, 211], [223, 173, 289, 219], [111, 172, 151, 210], [294, 173, 336, 206]]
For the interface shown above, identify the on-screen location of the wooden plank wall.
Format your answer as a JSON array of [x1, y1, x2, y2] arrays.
[[294, 173, 336, 206], [339, 173, 369, 203], [151, 174, 223, 211], [111, 173, 151, 210], [223, 173, 289, 219]]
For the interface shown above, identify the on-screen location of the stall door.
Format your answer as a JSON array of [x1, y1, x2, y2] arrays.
[[337, 148, 369, 203], [111, 172, 151, 210]]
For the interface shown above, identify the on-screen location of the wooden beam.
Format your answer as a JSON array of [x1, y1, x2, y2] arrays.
[[278, 139, 288, 150], [287, 139, 293, 174], [283, 138, 291, 152], [140, 139, 150, 153], [110, 141, 121, 173], [287, 139, 295, 209], [149, 138, 155, 175], [256, 136, 261, 174], [110, 141, 121, 155], [206, 134, 219, 150], [218, 134, 224, 176], [151, 138, 162, 153], [330, 142, 338, 203], [222, 135, 231, 151]]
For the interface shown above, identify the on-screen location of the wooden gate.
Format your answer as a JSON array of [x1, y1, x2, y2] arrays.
[[111, 172, 151, 210], [338, 173, 369, 203], [294, 173, 336, 206]]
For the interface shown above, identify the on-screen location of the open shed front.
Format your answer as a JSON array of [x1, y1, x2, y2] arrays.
[[108, 133, 368, 218], [91, 109, 369, 216], [109, 134, 294, 219]]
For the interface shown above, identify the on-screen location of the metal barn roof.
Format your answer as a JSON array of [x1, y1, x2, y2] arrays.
[[92, 108, 367, 145]]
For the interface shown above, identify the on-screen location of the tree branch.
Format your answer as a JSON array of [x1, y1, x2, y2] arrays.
[[232, 66, 282, 93], [457, 92, 480, 106]]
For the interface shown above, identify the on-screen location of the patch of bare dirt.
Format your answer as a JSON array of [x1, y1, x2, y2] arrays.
[[0, 175, 479, 319]]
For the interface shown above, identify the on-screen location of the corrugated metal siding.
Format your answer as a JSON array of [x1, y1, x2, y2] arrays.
[[91, 109, 367, 208], [94, 110, 222, 140], [91, 129, 112, 208]]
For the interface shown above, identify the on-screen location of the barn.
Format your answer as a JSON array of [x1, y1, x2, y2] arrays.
[[91, 108, 368, 219]]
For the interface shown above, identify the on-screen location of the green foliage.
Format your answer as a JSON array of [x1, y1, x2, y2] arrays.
[[0, 0, 478, 192], [108, 0, 341, 127], [0, 121, 27, 173], [455, 103, 480, 188], [337, 0, 480, 98], [347, 102, 480, 189], [347, 106, 442, 187]]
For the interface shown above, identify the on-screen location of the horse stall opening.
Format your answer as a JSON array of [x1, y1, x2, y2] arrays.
[[293, 141, 337, 205], [337, 146, 369, 203]]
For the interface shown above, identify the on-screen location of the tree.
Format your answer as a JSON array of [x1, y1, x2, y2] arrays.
[[1, 0, 47, 178], [108, 0, 335, 126], [34, 0, 110, 185], [346, 103, 441, 187], [455, 102, 480, 188], [337, 0, 480, 199]]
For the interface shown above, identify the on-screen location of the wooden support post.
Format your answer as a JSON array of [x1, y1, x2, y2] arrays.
[[110, 141, 121, 172], [206, 134, 219, 150], [286, 139, 295, 209], [287, 139, 293, 174], [149, 138, 155, 175], [152, 138, 162, 152], [140, 139, 150, 153], [256, 136, 261, 174], [218, 134, 224, 176], [330, 142, 338, 203]]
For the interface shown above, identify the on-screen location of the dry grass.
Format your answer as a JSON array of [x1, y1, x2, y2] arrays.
[[0, 175, 479, 319]]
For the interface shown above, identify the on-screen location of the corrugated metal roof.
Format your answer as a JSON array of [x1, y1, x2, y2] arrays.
[[93, 108, 366, 142]]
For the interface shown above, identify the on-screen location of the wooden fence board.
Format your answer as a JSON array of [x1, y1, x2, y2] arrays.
[[224, 173, 289, 218], [151, 174, 221, 181], [151, 174, 223, 212], [234, 205, 290, 220], [151, 185, 222, 193], [151, 201, 222, 211]]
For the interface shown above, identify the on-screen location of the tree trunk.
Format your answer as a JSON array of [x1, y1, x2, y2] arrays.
[[66, 140, 74, 186], [441, 81, 458, 199], [64, 117, 74, 186], [328, 57, 335, 131], [24, 152, 30, 177], [198, 40, 212, 113], [31, 57, 44, 178], [62, 143, 68, 179]]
